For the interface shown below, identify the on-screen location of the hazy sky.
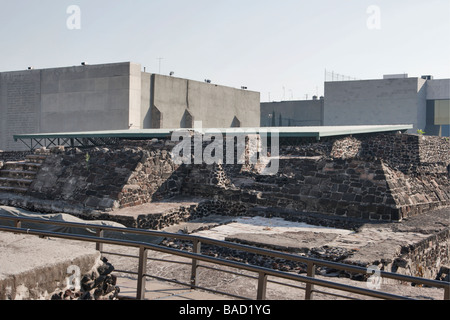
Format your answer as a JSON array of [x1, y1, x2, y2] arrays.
[[1, 0, 449, 101]]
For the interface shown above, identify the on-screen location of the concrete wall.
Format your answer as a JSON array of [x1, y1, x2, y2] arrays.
[[426, 79, 450, 100], [140, 72, 152, 129], [128, 63, 142, 130], [416, 78, 428, 133], [260, 99, 323, 127], [0, 62, 261, 151], [0, 70, 41, 151], [150, 74, 260, 129], [151, 74, 189, 128], [323, 78, 427, 133], [40, 62, 134, 133], [0, 62, 136, 151]]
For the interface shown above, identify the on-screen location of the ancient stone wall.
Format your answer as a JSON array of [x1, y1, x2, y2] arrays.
[[183, 133, 449, 221], [3, 132, 448, 222], [392, 229, 450, 280], [26, 140, 186, 211], [185, 158, 399, 220], [418, 135, 450, 165], [359, 133, 449, 171], [134, 199, 249, 230]]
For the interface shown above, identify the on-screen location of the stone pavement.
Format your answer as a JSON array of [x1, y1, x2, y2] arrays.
[[116, 277, 234, 300]]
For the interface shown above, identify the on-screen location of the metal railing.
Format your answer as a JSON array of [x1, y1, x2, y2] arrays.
[[0, 214, 448, 300]]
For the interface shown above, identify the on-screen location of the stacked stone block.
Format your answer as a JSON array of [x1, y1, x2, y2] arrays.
[[25, 141, 187, 211]]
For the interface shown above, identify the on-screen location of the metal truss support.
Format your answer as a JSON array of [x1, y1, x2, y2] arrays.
[[17, 137, 120, 151]]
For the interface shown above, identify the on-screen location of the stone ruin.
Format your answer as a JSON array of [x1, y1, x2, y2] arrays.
[[0, 131, 449, 293], [1, 132, 448, 224]]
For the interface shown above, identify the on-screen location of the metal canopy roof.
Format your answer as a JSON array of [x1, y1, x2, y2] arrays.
[[13, 125, 413, 150], [14, 124, 412, 140]]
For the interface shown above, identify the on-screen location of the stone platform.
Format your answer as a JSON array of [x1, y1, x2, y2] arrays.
[[159, 207, 450, 279], [0, 231, 100, 300]]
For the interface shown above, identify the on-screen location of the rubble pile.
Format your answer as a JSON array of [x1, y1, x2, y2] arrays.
[[51, 257, 120, 300]]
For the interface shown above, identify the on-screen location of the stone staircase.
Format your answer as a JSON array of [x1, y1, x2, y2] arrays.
[[0, 154, 47, 194]]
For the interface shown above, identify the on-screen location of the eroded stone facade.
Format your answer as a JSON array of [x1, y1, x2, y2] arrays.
[[1, 132, 449, 222]]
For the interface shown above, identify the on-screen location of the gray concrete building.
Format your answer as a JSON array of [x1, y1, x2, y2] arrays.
[[323, 75, 450, 136], [260, 97, 324, 127], [261, 75, 449, 137], [0, 62, 260, 151]]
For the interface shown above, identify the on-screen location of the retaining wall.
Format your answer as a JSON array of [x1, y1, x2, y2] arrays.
[[26, 140, 186, 211]]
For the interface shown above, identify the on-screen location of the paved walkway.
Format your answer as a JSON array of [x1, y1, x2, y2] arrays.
[[116, 277, 234, 300]]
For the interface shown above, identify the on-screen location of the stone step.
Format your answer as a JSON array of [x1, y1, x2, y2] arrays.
[[25, 154, 47, 164], [2, 161, 42, 172], [0, 169, 37, 179], [0, 158, 41, 195], [0, 186, 28, 194], [0, 177, 34, 188]]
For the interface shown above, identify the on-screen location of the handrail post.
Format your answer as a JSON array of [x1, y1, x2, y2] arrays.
[[257, 272, 268, 300], [190, 239, 201, 289], [14, 220, 21, 235], [305, 261, 315, 300], [96, 229, 104, 252], [137, 246, 148, 300]]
